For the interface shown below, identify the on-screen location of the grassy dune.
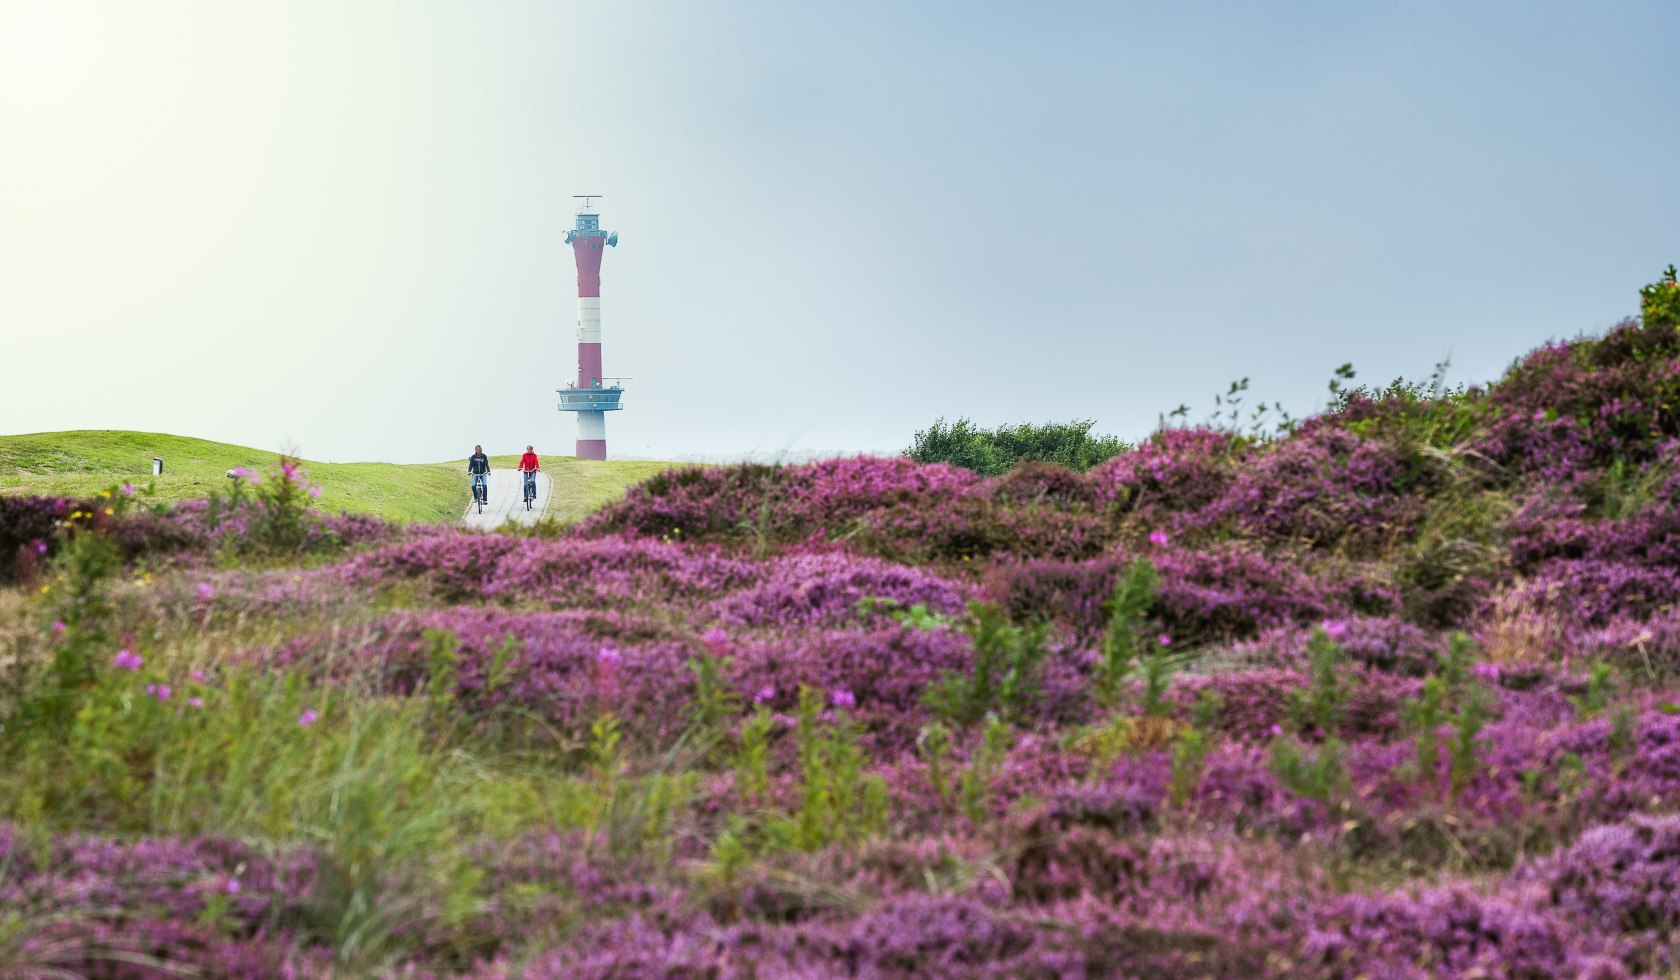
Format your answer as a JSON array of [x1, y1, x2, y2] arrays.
[[0, 431, 675, 525]]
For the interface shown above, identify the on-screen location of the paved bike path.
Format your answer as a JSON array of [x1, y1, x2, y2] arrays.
[[462, 471, 551, 529]]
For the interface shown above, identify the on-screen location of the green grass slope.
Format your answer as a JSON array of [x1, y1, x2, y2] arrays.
[[1, 431, 675, 525], [532, 458, 676, 525]]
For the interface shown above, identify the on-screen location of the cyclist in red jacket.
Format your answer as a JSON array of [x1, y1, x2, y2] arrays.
[[517, 445, 540, 506]]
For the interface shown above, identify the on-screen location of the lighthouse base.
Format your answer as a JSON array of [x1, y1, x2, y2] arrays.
[[573, 410, 608, 460]]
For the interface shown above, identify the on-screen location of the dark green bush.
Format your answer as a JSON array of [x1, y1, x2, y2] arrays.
[[905, 418, 1126, 475]]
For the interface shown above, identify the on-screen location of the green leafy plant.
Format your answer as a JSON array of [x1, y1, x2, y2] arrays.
[[1639, 263, 1680, 327], [686, 648, 742, 754], [735, 706, 775, 806], [1445, 690, 1489, 804], [770, 687, 888, 852], [1096, 558, 1161, 708], [1286, 627, 1347, 738], [917, 721, 954, 808], [1405, 676, 1448, 783], [1270, 735, 1346, 802], [959, 714, 1011, 825], [858, 596, 954, 631], [423, 628, 459, 715], [926, 602, 1049, 728], [1168, 691, 1221, 809], [1571, 662, 1615, 718], [10, 487, 132, 737]]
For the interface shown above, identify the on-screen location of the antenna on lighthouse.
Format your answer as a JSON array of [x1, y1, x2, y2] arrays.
[[573, 194, 601, 213]]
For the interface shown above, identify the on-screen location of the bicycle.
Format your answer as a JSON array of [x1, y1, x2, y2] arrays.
[[521, 469, 537, 511], [471, 471, 488, 515]]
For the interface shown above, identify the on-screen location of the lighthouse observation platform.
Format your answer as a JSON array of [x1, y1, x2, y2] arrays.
[[557, 385, 624, 412]]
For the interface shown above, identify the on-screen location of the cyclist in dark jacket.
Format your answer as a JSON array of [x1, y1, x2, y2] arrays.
[[467, 446, 491, 504]]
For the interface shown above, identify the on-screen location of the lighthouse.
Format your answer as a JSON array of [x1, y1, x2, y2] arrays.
[[556, 196, 622, 460]]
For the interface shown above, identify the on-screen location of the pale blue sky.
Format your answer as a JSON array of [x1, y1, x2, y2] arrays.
[[2, 1, 1677, 462]]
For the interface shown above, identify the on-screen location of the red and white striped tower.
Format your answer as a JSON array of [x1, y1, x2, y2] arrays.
[[556, 196, 621, 459]]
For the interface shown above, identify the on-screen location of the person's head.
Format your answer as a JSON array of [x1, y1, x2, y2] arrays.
[[474, 445, 482, 454], [526, 445, 533, 453]]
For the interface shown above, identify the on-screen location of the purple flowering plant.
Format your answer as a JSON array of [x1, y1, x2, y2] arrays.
[[5, 281, 1680, 973]]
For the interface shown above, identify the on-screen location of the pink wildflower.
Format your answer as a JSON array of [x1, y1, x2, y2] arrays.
[[1158, 634, 1172, 647], [1148, 530, 1170, 547], [1269, 724, 1284, 737], [754, 684, 776, 704], [1321, 619, 1349, 640], [50, 620, 66, 635], [113, 649, 143, 671], [1472, 662, 1502, 683], [187, 696, 204, 709], [226, 878, 240, 895], [31, 539, 47, 555], [120, 483, 135, 496], [146, 683, 171, 701], [189, 669, 206, 683], [297, 709, 319, 728], [308, 485, 323, 499], [195, 582, 215, 600], [830, 688, 857, 710]]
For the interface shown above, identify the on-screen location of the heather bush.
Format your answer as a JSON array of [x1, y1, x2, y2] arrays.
[[1085, 426, 1242, 512], [1194, 423, 1428, 552], [1526, 813, 1680, 961], [585, 455, 984, 544], [0, 495, 71, 585], [1304, 884, 1630, 978], [9, 280, 1680, 973], [712, 551, 973, 627], [995, 544, 1395, 645], [986, 460, 1100, 508], [1482, 318, 1680, 472]]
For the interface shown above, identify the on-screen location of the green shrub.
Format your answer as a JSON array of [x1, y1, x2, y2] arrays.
[[905, 418, 1126, 475], [1640, 263, 1680, 327]]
